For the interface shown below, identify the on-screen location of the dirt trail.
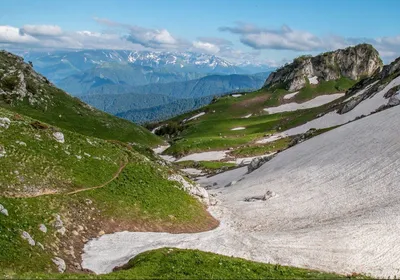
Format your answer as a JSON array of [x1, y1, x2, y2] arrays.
[[7, 159, 128, 198], [66, 160, 128, 195]]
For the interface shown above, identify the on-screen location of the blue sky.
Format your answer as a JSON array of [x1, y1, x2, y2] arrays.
[[1, 0, 400, 64]]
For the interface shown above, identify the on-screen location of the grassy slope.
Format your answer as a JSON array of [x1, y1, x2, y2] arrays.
[[159, 77, 355, 157], [12, 248, 365, 279], [0, 51, 161, 147], [0, 107, 215, 274]]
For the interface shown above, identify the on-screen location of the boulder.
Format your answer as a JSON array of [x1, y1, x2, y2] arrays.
[[0, 204, 8, 216], [52, 257, 66, 273], [338, 96, 363, 114], [247, 154, 276, 174], [388, 95, 400, 107], [0, 117, 11, 129], [53, 132, 65, 143], [39, 224, 47, 233], [21, 231, 35, 246]]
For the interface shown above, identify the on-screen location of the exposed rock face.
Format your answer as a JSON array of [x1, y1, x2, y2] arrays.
[[247, 154, 276, 174], [264, 44, 383, 91]]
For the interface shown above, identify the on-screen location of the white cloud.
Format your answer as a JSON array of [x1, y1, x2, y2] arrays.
[[192, 41, 220, 53], [220, 23, 323, 51], [20, 25, 63, 37], [0, 26, 38, 44]]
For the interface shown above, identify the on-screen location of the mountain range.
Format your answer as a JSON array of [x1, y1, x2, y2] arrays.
[[10, 49, 273, 123]]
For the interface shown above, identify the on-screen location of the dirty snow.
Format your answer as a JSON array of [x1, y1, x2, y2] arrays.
[[308, 76, 319, 84], [231, 127, 246, 131], [176, 151, 229, 162], [181, 168, 204, 176], [283, 91, 299, 100], [229, 152, 276, 166], [153, 144, 170, 154], [256, 133, 287, 144], [82, 106, 400, 278], [264, 93, 344, 114]]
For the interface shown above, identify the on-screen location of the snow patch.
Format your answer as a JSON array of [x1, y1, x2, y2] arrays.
[[283, 91, 299, 100], [308, 76, 318, 85], [186, 112, 205, 122], [231, 127, 246, 131], [264, 94, 344, 114], [177, 151, 229, 162]]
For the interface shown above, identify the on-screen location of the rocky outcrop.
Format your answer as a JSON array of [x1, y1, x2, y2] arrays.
[[264, 44, 383, 91], [247, 154, 276, 174]]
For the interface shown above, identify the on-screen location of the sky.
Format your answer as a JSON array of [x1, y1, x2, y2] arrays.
[[1, 0, 400, 65]]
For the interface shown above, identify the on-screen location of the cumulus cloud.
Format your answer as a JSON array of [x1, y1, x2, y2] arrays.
[[20, 25, 63, 37], [192, 41, 220, 53], [0, 26, 38, 44], [220, 22, 323, 51]]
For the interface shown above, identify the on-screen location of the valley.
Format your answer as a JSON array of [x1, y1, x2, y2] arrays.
[[1, 39, 400, 280]]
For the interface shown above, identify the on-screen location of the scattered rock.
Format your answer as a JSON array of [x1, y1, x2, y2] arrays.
[[37, 242, 45, 250], [247, 154, 276, 173], [72, 230, 79, 236], [15, 140, 26, 146], [52, 257, 66, 273], [0, 204, 9, 216], [0, 117, 11, 129], [75, 155, 82, 160], [244, 190, 276, 202], [39, 224, 47, 233], [53, 132, 65, 143], [0, 145, 6, 158], [98, 230, 105, 236], [168, 174, 210, 205], [21, 231, 35, 246], [54, 214, 66, 235], [288, 128, 318, 148]]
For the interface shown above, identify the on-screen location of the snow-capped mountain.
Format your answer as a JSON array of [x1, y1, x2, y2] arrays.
[[13, 49, 269, 83]]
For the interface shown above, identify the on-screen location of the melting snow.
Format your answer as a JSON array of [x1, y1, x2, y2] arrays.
[[283, 91, 299, 100], [264, 94, 344, 114], [308, 76, 319, 85]]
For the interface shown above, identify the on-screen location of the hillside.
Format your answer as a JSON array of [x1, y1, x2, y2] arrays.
[[0, 50, 220, 275], [0, 51, 161, 146], [154, 44, 385, 161], [78, 72, 269, 123]]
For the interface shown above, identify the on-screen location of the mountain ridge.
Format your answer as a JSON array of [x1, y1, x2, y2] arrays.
[[264, 44, 383, 91]]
